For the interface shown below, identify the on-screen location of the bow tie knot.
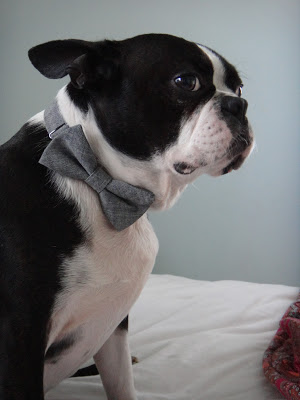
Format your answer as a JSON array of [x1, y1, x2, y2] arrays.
[[85, 166, 112, 193], [39, 100, 155, 231]]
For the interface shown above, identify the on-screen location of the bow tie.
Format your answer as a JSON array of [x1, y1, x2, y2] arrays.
[[39, 100, 155, 231]]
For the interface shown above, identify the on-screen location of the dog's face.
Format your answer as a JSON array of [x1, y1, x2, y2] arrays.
[[167, 43, 253, 177], [29, 34, 253, 208]]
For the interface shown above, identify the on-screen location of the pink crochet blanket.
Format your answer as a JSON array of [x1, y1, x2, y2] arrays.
[[263, 292, 300, 399]]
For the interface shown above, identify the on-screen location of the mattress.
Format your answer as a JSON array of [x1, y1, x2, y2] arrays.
[[46, 274, 298, 400]]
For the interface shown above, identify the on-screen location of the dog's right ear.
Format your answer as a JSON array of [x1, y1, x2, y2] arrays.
[[28, 39, 93, 80]]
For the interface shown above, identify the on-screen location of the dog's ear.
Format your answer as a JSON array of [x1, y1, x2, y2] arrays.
[[28, 39, 92, 79], [28, 39, 120, 89]]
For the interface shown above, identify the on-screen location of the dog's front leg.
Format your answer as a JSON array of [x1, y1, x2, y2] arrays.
[[94, 316, 137, 400]]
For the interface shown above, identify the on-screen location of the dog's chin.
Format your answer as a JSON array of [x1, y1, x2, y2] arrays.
[[210, 145, 254, 177], [221, 154, 245, 175]]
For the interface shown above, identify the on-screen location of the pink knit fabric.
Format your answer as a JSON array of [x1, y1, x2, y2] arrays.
[[263, 292, 300, 399]]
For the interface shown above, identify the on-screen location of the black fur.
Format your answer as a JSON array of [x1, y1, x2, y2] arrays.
[[119, 315, 129, 330], [71, 364, 99, 378], [45, 332, 78, 364], [0, 122, 85, 398]]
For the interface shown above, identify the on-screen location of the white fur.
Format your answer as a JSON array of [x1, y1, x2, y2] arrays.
[[166, 100, 233, 176], [28, 110, 44, 125]]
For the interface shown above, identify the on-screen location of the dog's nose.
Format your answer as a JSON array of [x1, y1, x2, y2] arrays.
[[221, 96, 248, 123]]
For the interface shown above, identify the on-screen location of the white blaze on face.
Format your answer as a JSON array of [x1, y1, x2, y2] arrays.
[[197, 44, 231, 94]]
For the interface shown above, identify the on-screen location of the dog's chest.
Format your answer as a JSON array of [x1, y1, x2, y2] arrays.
[[44, 177, 158, 390]]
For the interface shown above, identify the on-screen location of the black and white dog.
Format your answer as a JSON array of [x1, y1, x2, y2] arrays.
[[0, 33, 253, 399]]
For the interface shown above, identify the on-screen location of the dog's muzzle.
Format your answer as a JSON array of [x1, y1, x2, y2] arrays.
[[173, 95, 253, 176]]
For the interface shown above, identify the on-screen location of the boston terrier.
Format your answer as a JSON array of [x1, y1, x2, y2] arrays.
[[0, 33, 253, 399]]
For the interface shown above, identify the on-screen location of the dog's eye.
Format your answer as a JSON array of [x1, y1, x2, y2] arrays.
[[174, 75, 201, 91], [236, 84, 244, 97]]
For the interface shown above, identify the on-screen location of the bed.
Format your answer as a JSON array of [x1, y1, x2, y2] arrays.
[[46, 274, 299, 400]]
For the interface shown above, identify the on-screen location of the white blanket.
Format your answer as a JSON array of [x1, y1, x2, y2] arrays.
[[46, 274, 298, 400]]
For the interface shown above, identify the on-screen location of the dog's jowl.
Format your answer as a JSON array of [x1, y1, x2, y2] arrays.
[[0, 34, 253, 399]]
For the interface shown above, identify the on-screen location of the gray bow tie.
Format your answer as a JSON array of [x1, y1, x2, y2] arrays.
[[39, 100, 155, 231]]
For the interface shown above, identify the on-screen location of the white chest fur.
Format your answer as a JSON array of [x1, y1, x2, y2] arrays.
[[44, 174, 159, 391]]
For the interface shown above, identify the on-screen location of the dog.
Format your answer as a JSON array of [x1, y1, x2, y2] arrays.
[[0, 33, 253, 399]]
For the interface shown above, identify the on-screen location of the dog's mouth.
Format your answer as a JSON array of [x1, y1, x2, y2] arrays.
[[173, 162, 198, 175], [173, 135, 254, 177], [174, 155, 244, 176], [221, 135, 254, 175], [173, 155, 245, 176], [222, 154, 245, 175], [174, 150, 250, 177]]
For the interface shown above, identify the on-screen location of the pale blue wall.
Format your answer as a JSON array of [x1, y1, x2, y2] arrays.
[[1, 0, 299, 285]]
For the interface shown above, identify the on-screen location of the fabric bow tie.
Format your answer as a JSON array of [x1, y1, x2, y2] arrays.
[[39, 100, 155, 231]]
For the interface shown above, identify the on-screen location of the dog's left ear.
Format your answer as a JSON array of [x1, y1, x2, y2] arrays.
[[28, 39, 120, 89]]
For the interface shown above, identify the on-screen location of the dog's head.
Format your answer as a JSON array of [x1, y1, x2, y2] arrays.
[[29, 34, 253, 209]]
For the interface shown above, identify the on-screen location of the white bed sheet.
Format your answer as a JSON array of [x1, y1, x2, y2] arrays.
[[46, 274, 298, 400]]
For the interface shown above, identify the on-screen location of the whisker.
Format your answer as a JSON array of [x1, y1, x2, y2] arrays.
[[191, 182, 201, 193]]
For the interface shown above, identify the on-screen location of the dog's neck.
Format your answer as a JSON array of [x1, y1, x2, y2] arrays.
[[55, 87, 189, 211]]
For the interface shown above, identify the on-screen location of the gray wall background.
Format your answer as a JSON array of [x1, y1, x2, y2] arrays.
[[1, 0, 299, 286]]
